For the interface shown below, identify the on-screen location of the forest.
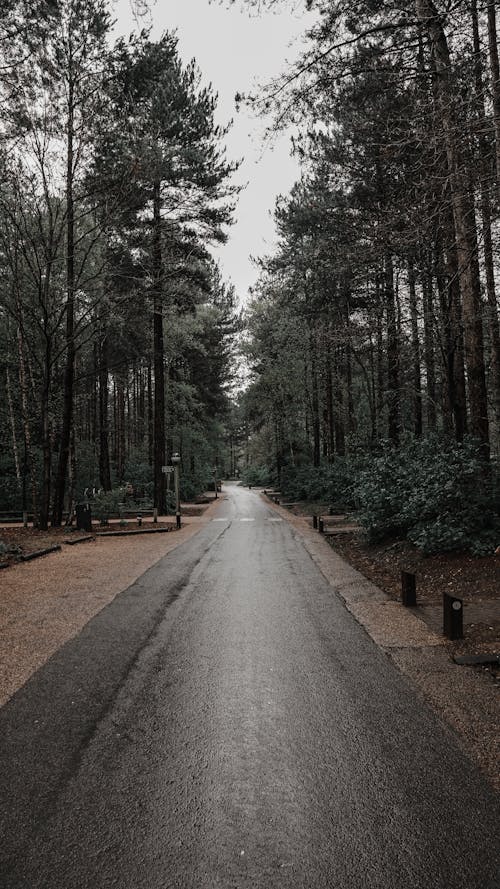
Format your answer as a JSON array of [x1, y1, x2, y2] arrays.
[[0, 0, 241, 530], [2, 0, 500, 555], [239, 0, 500, 554]]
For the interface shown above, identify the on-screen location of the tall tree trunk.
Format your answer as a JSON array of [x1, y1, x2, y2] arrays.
[[39, 338, 52, 531], [99, 328, 112, 491], [147, 361, 153, 467], [385, 253, 400, 445], [442, 204, 468, 441], [117, 378, 126, 483], [52, 72, 76, 524], [422, 266, 437, 430], [334, 346, 346, 456], [487, 1, 500, 203], [66, 426, 77, 526], [152, 180, 166, 512], [6, 365, 21, 487], [310, 328, 321, 467], [472, 0, 500, 440], [416, 0, 489, 449], [375, 276, 384, 438], [16, 325, 37, 517], [408, 259, 423, 436], [325, 328, 335, 460]]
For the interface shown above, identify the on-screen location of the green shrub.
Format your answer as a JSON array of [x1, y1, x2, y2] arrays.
[[240, 465, 274, 487], [280, 459, 360, 506], [354, 436, 498, 554], [92, 489, 123, 524]]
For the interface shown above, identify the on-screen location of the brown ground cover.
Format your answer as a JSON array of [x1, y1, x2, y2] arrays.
[[0, 521, 175, 566], [0, 498, 214, 567], [283, 500, 500, 678]]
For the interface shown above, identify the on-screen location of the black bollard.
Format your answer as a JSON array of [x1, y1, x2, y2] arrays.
[[443, 592, 463, 640], [318, 517, 324, 533], [75, 503, 92, 533], [313, 515, 318, 529], [401, 571, 417, 607]]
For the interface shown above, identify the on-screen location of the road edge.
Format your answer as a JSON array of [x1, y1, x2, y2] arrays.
[[259, 490, 500, 793]]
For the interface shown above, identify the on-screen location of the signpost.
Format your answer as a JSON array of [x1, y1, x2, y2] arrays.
[[170, 455, 181, 529]]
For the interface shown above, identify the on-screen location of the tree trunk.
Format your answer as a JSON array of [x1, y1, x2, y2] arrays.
[[99, 328, 112, 491], [325, 329, 335, 460], [385, 253, 400, 445], [39, 338, 52, 531], [422, 266, 437, 431], [6, 365, 21, 487], [52, 72, 76, 524], [472, 0, 500, 441], [152, 179, 166, 513], [17, 325, 37, 517], [117, 378, 126, 483], [408, 259, 423, 436], [487, 1, 500, 203], [310, 328, 321, 467]]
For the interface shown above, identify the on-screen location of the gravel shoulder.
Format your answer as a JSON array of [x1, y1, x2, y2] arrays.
[[260, 492, 500, 793], [0, 499, 222, 708]]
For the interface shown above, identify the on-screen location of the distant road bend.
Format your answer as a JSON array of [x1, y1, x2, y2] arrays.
[[0, 483, 499, 888]]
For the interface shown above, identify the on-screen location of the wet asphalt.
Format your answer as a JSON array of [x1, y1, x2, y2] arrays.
[[0, 483, 499, 888]]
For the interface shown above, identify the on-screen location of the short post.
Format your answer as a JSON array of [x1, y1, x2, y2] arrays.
[[153, 507, 158, 524], [443, 593, 463, 640], [214, 467, 218, 499], [22, 510, 28, 529], [137, 515, 142, 527], [401, 571, 417, 607], [75, 503, 92, 533], [312, 515, 318, 529], [318, 517, 324, 534]]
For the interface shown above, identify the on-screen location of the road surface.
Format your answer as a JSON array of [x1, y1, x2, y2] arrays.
[[0, 484, 499, 888]]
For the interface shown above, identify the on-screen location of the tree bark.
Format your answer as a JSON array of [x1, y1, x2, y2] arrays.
[[152, 179, 166, 512], [487, 1, 500, 203], [422, 266, 437, 431], [385, 253, 400, 445], [408, 259, 423, 436], [472, 0, 500, 439], [52, 69, 76, 524], [98, 327, 112, 491]]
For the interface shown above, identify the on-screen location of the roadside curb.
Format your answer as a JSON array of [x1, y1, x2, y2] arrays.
[[260, 491, 500, 792]]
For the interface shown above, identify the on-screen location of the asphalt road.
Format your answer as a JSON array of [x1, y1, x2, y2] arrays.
[[0, 484, 499, 888]]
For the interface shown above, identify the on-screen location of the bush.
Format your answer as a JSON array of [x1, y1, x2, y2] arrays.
[[92, 489, 123, 524], [354, 436, 498, 554], [240, 465, 274, 487], [280, 459, 359, 506]]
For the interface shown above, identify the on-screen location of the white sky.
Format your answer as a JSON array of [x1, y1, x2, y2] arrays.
[[113, 0, 314, 303]]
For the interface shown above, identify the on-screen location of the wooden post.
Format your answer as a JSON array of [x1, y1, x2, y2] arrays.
[[401, 571, 417, 607], [443, 593, 464, 639]]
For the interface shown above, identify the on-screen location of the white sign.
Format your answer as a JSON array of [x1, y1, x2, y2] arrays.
[[162, 465, 175, 474]]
